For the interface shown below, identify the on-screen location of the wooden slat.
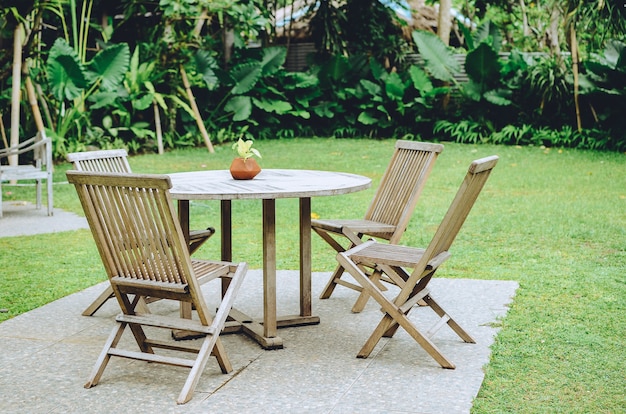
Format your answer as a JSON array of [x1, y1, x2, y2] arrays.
[[108, 348, 196, 368], [117, 314, 215, 335]]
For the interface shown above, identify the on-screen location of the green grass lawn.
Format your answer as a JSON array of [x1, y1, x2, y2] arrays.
[[1, 138, 625, 412]]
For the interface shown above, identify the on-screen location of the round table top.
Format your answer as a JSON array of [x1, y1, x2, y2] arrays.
[[168, 169, 372, 201]]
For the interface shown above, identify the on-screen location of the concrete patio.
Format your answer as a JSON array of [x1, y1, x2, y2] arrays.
[[0, 202, 518, 413]]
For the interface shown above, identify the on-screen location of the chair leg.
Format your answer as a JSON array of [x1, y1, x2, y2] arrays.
[[350, 268, 384, 313], [82, 286, 115, 316], [82, 286, 150, 316], [84, 322, 126, 388], [359, 312, 456, 369], [35, 179, 42, 209], [319, 264, 344, 299], [210, 337, 233, 374], [423, 295, 476, 343], [177, 331, 223, 404], [46, 174, 53, 216]]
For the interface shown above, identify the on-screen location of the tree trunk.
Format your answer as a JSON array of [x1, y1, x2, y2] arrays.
[[519, 0, 530, 37], [437, 0, 452, 45], [546, 4, 562, 57]]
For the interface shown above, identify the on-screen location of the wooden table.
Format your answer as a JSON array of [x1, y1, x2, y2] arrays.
[[168, 169, 371, 349]]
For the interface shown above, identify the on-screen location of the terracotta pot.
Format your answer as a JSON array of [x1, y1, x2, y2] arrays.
[[230, 157, 261, 180]]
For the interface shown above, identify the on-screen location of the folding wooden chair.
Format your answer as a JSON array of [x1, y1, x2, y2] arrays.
[[312, 140, 444, 312], [336, 156, 498, 368], [67, 149, 216, 316], [0, 131, 53, 218], [67, 170, 247, 404]]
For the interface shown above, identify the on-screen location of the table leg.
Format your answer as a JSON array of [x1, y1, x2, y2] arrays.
[[177, 200, 192, 319], [262, 199, 278, 339], [220, 200, 232, 262], [220, 198, 318, 350], [299, 197, 312, 317], [220, 200, 232, 298], [178, 200, 191, 245], [173, 200, 193, 339]]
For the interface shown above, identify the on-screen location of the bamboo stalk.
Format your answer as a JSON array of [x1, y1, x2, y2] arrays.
[[570, 25, 582, 132], [180, 66, 214, 153], [0, 114, 8, 149], [35, 82, 54, 130], [9, 24, 24, 167], [153, 101, 164, 155], [24, 68, 46, 133]]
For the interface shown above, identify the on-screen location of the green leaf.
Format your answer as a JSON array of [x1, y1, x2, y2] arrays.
[[360, 79, 382, 97], [261, 47, 287, 76], [465, 42, 501, 86], [194, 50, 220, 90], [484, 89, 512, 106], [409, 65, 433, 94], [252, 97, 293, 114], [88, 91, 119, 109], [313, 102, 336, 118], [87, 43, 130, 91], [319, 55, 350, 84], [230, 62, 262, 95], [458, 22, 475, 51], [385, 72, 405, 101], [46, 38, 87, 101], [132, 93, 155, 111], [462, 81, 482, 101], [411, 30, 460, 82], [472, 20, 503, 53], [357, 111, 379, 125], [283, 72, 319, 90], [225, 96, 252, 121], [289, 109, 311, 119]]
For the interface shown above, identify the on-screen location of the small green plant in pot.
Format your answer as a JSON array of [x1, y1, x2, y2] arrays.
[[230, 138, 262, 179]]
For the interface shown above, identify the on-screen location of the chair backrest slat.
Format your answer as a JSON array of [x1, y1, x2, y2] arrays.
[[398, 155, 499, 303], [67, 149, 132, 173], [365, 141, 443, 243]]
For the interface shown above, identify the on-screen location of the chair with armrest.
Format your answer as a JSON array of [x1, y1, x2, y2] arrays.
[[0, 131, 53, 218], [312, 140, 443, 312], [67, 149, 216, 316], [336, 156, 499, 368], [67, 170, 247, 404]]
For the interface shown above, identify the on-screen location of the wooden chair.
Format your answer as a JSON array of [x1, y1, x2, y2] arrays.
[[0, 131, 53, 218], [336, 156, 499, 368], [67, 149, 216, 316], [312, 140, 444, 312], [67, 170, 247, 405]]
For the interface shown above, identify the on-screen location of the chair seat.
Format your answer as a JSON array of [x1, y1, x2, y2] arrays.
[[311, 218, 397, 238], [347, 242, 428, 269], [1, 165, 48, 180]]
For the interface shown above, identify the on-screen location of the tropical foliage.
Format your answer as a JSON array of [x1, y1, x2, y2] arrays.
[[0, 0, 624, 156]]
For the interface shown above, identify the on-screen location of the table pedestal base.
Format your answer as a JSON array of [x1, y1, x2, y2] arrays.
[[223, 308, 320, 349]]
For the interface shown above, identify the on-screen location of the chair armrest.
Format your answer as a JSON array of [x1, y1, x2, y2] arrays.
[[0, 136, 51, 160], [189, 227, 216, 242]]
